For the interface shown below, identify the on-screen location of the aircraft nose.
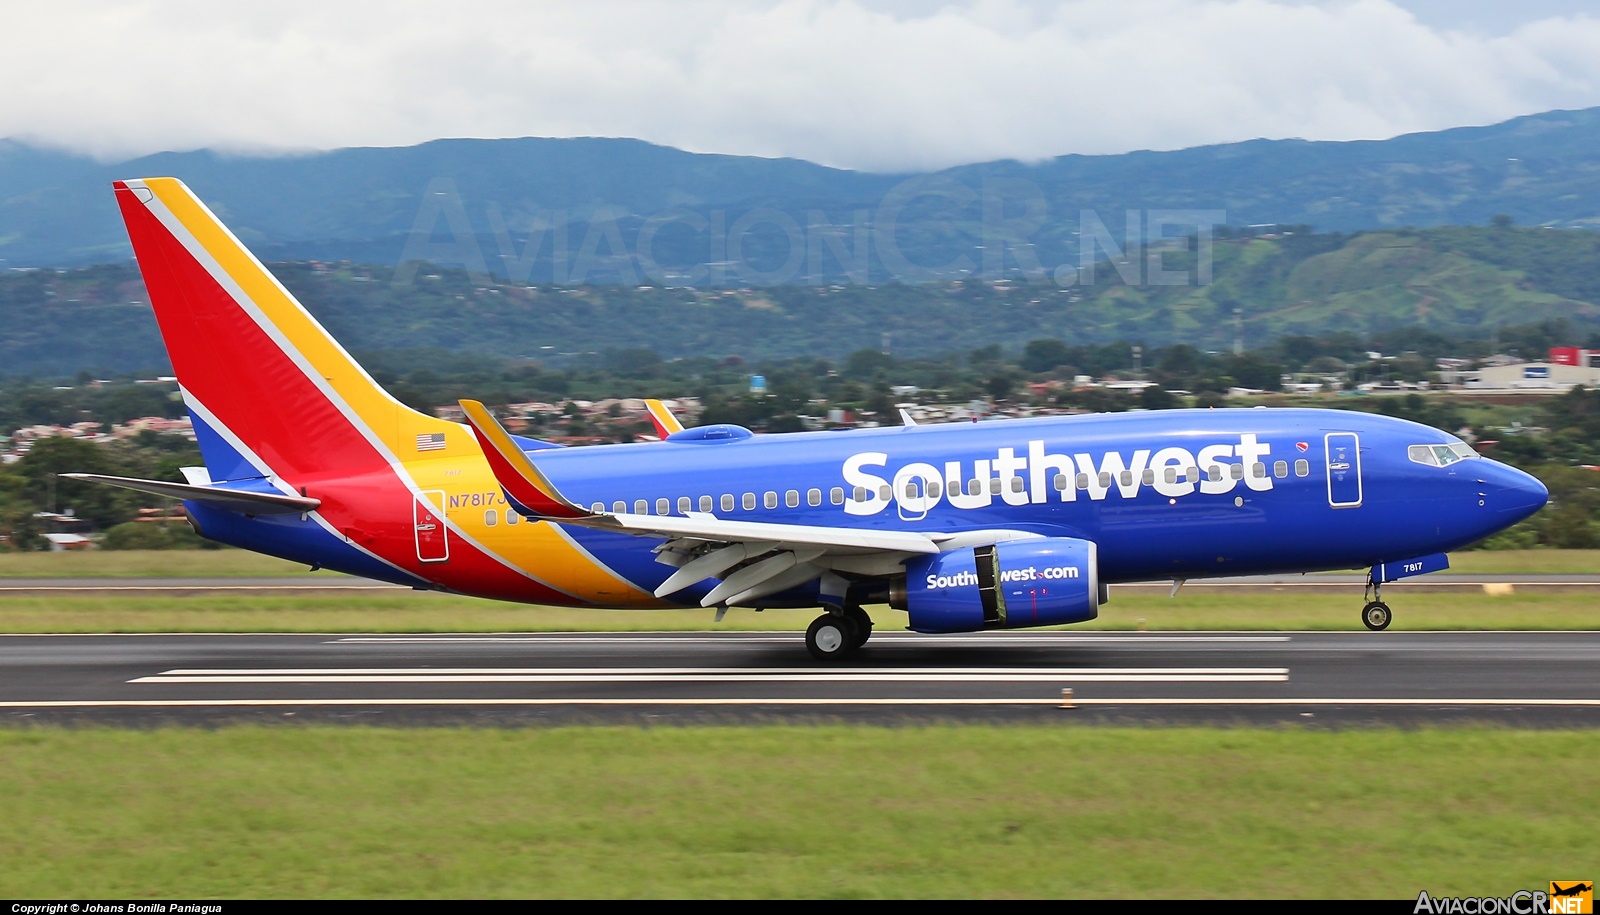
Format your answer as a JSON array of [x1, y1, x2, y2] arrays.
[[1479, 461, 1548, 524]]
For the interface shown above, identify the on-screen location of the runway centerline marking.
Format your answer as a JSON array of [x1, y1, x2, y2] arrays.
[[328, 635, 1294, 644], [133, 666, 1291, 684]]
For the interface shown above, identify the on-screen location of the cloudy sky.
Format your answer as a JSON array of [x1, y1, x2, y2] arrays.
[[4, 0, 1600, 172]]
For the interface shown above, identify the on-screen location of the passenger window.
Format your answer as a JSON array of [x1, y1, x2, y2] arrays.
[[988, 478, 1001, 494], [1163, 467, 1176, 484], [1208, 467, 1222, 482], [1098, 472, 1112, 488], [830, 487, 844, 505], [1252, 463, 1266, 478], [677, 496, 691, 514], [743, 492, 756, 510], [1010, 476, 1025, 493], [1141, 469, 1155, 485], [485, 509, 498, 526], [878, 484, 892, 501], [1185, 467, 1199, 483], [656, 498, 670, 515], [1229, 464, 1244, 480], [612, 501, 626, 514], [926, 482, 941, 499], [764, 491, 778, 509], [904, 481, 919, 498], [853, 486, 867, 502], [1119, 470, 1133, 486], [786, 490, 799, 508], [1273, 461, 1288, 478], [721, 494, 734, 512], [634, 499, 648, 514], [1295, 459, 1309, 477], [699, 495, 713, 512], [1053, 473, 1068, 491], [1076, 473, 1089, 490], [968, 479, 982, 496], [808, 488, 822, 506], [506, 510, 520, 525], [591, 502, 604, 513]]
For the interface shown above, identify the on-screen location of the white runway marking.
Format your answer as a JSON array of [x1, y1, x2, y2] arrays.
[[5, 697, 1600, 709], [329, 635, 1294, 644], [133, 666, 1291, 684]]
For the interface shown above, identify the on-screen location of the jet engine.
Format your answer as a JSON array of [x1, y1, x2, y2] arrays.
[[891, 538, 1101, 633]]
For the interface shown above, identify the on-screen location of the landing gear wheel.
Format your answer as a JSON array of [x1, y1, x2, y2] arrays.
[[806, 613, 858, 661], [1362, 600, 1392, 631], [844, 606, 873, 649]]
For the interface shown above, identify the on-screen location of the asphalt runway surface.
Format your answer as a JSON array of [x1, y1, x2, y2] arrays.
[[2, 630, 1598, 727]]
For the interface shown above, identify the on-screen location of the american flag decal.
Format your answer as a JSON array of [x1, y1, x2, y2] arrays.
[[416, 433, 446, 452]]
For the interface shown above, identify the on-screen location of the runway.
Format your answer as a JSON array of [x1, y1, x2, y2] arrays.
[[3, 573, 1597, 596], [2, 630, 1598, 726]]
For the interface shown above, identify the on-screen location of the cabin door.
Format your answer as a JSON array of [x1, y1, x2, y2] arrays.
[[1324, 433, 1363, 509]]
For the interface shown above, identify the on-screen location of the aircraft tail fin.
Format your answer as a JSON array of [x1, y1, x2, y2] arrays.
[[459, 399, 594, 519], [114, 178, 468, 485]]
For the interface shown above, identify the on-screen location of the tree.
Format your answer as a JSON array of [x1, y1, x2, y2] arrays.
[[1021, 338, 1071, 373]]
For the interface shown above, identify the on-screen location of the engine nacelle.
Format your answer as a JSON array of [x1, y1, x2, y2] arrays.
[[893, 537, 1100, 633]]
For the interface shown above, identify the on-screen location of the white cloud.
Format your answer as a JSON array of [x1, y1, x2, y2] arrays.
[[3, 0, 1600, 171]]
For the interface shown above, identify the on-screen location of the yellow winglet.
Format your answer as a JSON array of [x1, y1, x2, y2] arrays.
[[645, 399, 684, 438], [459, 399, 593, 520]]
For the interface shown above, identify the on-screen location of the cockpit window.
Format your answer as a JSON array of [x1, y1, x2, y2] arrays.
[[1409, 442, 1479, 467]]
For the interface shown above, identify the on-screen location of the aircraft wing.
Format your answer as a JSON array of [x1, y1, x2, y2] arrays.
[[458, 399, 1036, 606]]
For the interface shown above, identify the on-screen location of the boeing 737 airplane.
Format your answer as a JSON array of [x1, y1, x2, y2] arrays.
[[68, 178, 1549, 659]]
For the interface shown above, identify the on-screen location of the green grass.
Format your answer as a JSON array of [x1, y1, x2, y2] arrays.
[[1, 589, 1597, 633], [1, 549, 1595, 580], [1440, 550, 1600, 575], [0, 726, 1592, 898], [0, 549, 332, 578]]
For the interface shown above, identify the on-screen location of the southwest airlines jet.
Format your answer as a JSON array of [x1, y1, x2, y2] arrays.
[[68, 179, 1549, 660]]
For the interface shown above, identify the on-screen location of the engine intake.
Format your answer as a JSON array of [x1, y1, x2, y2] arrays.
[[893, 537, 1100, 633]]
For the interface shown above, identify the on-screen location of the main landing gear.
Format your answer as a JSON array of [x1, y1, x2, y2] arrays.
[[805, 605, 874, 661], [1361, 572, 1392, 631]]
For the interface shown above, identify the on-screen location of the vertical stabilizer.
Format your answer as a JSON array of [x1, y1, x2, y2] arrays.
[[114, 177, 470, 483]]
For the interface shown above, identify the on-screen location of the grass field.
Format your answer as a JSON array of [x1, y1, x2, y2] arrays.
[[1, 588, 1597, 633], [1, 549, 1597, 579], [0, 725, 1591, 898]]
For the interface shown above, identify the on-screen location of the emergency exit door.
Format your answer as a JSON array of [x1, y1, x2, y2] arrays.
[[1324, 432, 1362, 508]]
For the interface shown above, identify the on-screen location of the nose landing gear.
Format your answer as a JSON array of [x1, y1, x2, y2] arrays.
[[1361, 572, 1392, 631]]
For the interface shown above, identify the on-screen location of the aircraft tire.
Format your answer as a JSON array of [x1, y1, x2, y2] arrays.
[[845, 606, 873, 648], [1361, 600, 1392, 631], [806, 613, 858, 661]]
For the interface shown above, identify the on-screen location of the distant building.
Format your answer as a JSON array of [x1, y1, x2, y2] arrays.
[[1467, 360, 1600, 390]]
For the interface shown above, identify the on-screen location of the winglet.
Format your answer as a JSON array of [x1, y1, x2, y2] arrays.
[[646, 399, 685, 438], [459, 399, 593, 519]]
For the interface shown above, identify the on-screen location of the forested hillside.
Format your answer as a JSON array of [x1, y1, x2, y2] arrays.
[[2, 225, 1599, 377]]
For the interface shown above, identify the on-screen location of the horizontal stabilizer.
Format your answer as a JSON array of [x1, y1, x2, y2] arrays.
[[60, 473, 321, 515], [459, 399, 593, 520]]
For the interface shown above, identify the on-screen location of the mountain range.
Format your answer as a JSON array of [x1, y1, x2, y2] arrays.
[[5, 107, 1600, 276]]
